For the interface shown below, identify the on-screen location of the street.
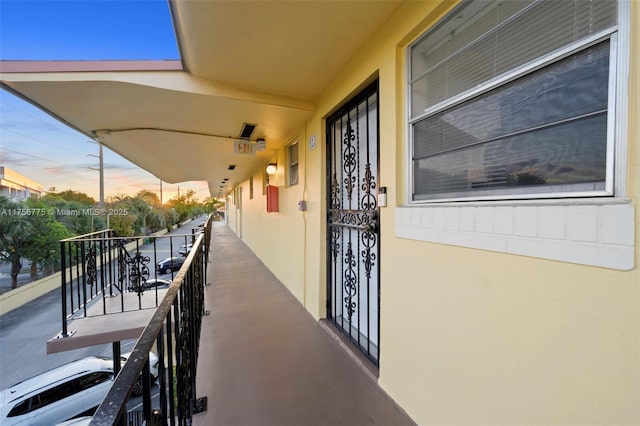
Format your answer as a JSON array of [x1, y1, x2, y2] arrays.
[[0, 217, 207, 391]]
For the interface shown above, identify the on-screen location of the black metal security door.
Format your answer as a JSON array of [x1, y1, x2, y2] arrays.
[[327, 81, 380, 365]]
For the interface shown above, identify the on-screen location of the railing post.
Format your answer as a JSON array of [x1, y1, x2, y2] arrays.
[[167, 307, 176, 426], [81, 241, 88, 317], [157, 328, 168, 426], [60, 241, 68, 337], [142, 359, 152, 422], [112, 341, 121, 377]]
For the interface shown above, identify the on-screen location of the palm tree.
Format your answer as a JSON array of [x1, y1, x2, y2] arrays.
[[0, 215, 33, 289]]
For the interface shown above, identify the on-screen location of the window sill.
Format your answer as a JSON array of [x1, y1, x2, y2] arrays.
[[395, 199, 634, 270], [405, 196, 630, 208]]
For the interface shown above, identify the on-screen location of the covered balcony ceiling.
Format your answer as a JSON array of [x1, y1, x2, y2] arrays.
[[0, 0, 403, 197]]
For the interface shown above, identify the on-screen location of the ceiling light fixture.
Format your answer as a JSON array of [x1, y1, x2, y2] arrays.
[[266, 163, 277, 175]]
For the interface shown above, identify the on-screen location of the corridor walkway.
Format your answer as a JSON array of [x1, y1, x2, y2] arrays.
[[193, 222, 415, 426]]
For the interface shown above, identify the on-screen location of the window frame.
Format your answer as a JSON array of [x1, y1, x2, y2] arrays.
[[287, 140, 299, 187], [406, 0, 629, 204]]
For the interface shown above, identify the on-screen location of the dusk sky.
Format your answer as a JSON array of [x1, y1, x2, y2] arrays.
[[0, 0, 211, 202]]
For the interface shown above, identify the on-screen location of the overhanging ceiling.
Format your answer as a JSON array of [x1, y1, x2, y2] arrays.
[[1, 1, 404, 198], [172, 0, 403, 98]]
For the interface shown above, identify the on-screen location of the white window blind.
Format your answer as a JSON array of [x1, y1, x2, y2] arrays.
[[410, 0, 617, 118], [409, 0, 618, 202]]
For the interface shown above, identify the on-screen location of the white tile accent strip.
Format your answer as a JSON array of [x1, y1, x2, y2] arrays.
[[395, 202, 635, 270]]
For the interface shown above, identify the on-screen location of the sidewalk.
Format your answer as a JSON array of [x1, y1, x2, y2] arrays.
[[193, 222, 415, 426]]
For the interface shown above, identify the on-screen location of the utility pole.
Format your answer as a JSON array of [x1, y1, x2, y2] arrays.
[[88, 140, 107, 229], [160, 180, 163, 204], [98, 142, 104, 207], [87, 141, 105, 206]]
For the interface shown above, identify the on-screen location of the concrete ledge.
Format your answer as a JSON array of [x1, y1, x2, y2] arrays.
[[0, 271, 61, 316], [47, 289, 169, 354], [47, 310, 151, 354]]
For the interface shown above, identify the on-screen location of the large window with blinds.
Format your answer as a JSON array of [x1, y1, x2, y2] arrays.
[[409, 0, 621, 202]]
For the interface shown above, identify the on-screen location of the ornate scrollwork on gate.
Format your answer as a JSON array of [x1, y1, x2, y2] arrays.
[[327, 82, 380, 363], [361, 163, 377, 210], [177, 308, 192, 420], [330, 173, 340, 209], [86, 244, 97, 287], [330, 228, 340, 261], [361, 220, 377, 279], [125, 252, 150, 293], [342, 120, 357, 201], [343, 242, 357, 322], [329, 209, 377, 230]]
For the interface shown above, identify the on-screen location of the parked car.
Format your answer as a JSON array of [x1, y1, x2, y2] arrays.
[[120, 352, 159, 397], [55, 416, 92, 426], [178, 243, 193, 256], [156, 257, 186, 274], [0, 357, 113, 425], [128, 278, 172, 293]]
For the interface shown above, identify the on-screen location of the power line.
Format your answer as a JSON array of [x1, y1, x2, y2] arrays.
[[0, 126, 71, 149], [0, 147, 74, 165], [0, 99, 81, 139]]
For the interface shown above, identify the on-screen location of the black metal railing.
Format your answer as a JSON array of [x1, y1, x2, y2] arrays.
[[59, 223, 209, 337], [90, 229, 208, 425], [55, 214, 214, 425]]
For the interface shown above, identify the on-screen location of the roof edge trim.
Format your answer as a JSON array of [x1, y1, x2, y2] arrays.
[[0, 60, 183, 73]]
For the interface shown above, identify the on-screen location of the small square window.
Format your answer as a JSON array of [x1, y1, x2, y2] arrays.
[[288, 141, 299, 187]]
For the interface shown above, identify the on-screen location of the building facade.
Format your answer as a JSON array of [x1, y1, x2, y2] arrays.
[[225, 2, 639, 424], [1, 1, 638, 424], [0, 166, 44, 201]]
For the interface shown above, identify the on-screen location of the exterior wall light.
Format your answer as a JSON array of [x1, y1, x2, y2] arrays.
[[266, 163, 277, 175]]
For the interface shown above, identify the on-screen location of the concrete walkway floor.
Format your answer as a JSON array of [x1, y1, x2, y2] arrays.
[[192, 223, 415, 426]]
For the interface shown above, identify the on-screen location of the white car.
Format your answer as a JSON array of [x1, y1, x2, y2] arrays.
[[0, 357, 113, 425], [55, 416, 92, 426], [121, 351, 159, 396], [178, 243, 193, 256]]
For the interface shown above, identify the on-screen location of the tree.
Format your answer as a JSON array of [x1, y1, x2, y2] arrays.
[[203, 196, 225, 219], [145, 208, 166, 233], [105, 195, 138, 236], [202, 197, 214, 212], [23, 198, 71, 278], [163, 208, 179, 231], [135, 190, 161, 207], [167, 189, 201, 221], [0, 197, 33, 289], [40, 191, 96, 234], [55, 189, 96, 205]]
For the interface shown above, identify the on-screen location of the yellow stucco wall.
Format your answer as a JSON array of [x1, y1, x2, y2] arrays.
[[226, 142, 309, 307], [227, 1, 639, 424]]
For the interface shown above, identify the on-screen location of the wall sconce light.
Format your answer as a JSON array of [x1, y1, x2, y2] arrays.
[[266, 163, 277, 175]]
